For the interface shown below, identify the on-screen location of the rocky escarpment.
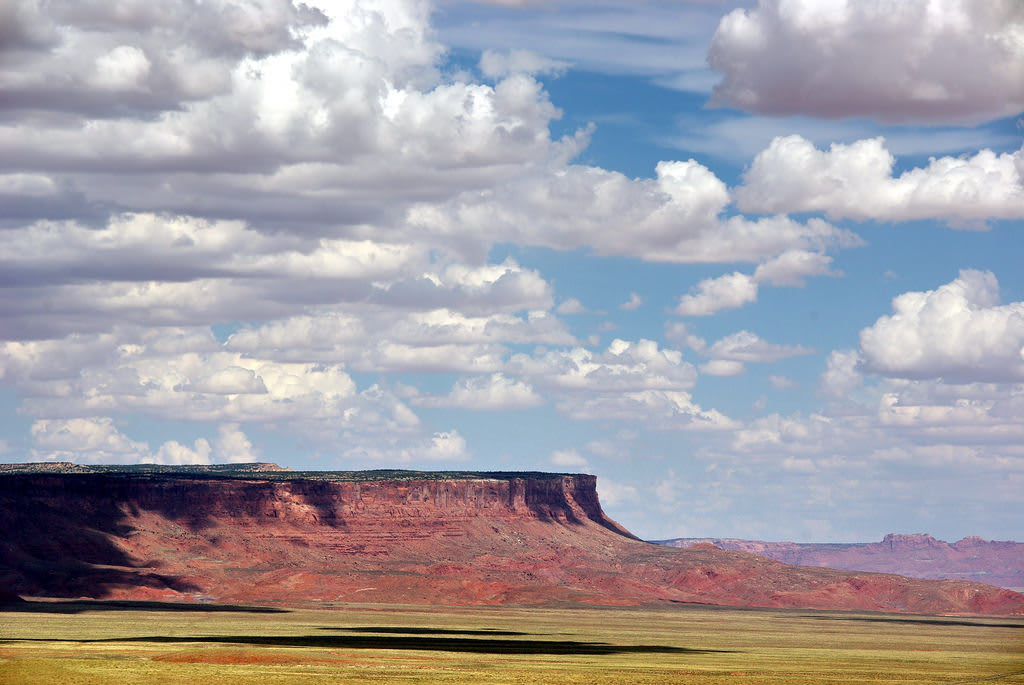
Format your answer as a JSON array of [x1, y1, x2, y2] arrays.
[[656, 534, 1024, 592], [1, 464, 1022, 615], [0, 469, 634, 542]]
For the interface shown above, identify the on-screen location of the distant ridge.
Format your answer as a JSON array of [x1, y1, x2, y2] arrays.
[[655, 534, 1024, 592]]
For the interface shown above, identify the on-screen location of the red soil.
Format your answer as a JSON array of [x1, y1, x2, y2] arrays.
[[1, 471, 1022, 615]]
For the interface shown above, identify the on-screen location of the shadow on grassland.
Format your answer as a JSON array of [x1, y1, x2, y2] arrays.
[[2, 633, 734, 656], [0, 598, 287, 614], [803, 615, 1024, 629], [319, 626, 528, 636]]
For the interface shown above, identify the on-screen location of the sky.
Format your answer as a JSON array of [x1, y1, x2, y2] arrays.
[[2, 0, 1023, 543]]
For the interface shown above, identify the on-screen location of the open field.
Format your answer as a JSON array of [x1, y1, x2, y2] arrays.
[[1, 600, 1022, 684]]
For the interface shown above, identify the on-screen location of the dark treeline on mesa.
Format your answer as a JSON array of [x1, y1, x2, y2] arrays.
[[0, 462, 580, 482]]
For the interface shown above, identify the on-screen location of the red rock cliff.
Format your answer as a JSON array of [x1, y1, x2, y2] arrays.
[[0, 471, 630, 532], [1, 467, 1022, 615]]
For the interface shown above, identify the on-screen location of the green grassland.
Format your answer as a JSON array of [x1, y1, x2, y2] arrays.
[[1, 600, 1021, 684]]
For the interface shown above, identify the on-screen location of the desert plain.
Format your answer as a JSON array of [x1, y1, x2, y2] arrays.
[[2, 600, 1023, 684]]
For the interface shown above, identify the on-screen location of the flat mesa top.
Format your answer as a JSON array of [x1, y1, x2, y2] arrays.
[[0, 462, 580, 482]]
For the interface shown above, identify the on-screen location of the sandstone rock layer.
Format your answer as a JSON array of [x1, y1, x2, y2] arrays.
[[2, 468, 1022, 615]]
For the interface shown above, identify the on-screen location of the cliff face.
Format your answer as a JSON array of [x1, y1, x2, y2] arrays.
[[2, 468, 1022, 615], [657, 534, 1024, 592], [4, 472, 612, 525], [0, 471, 634, 601]]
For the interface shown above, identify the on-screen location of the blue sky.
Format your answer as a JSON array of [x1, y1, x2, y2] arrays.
[[2, 0, 1023, 543]]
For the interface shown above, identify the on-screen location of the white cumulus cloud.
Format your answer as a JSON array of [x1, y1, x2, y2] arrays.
[[674, 249, 840, 317], [31, 417, 151, 463], [509, 338, 697, 393], [736, 136, 1024, 226], [409, 159, 853, 265], [416, 373, 543, 410], [709, 0, 1024, 123], [619, 292, 644, 311], [155, 438, 213, 465], [417, 431, 469, 461], [675, 272, 758, 316], [859, 269, 1024, 382], [551, 448, 589, 468], [699, 359, 746, 377], [215, 423, 259, 463], [479, 48, 569, 79], [706, 330, 813, 363], [819, 349, 864, 400]]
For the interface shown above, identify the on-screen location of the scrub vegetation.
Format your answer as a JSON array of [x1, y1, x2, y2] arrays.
[[2, 600, 1022, 684], [0, 463, 574, 482]]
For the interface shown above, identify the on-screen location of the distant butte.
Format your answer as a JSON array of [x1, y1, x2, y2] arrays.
[[1, 464, 1022, 615], [655, 535, 1024, 593]]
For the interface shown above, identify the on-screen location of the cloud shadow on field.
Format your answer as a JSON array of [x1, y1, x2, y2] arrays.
[[801, 615, 1024, 630], [319, 626, 529, 636], [0, 598, 287, 615], [2, 633, 735, 656]]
